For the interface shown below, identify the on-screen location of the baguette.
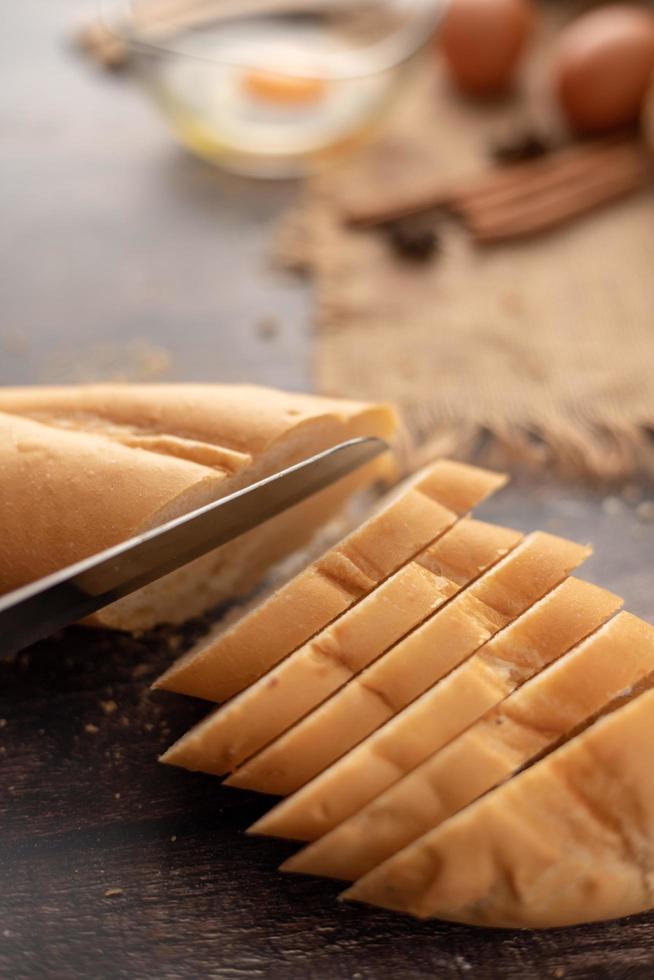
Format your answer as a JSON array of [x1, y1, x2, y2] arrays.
[[234, 532, 590, 806], [155, 460, 507, 701], [0, 383, 397, 631], [161, 519, 523, 776], [344, 675, 654, 927], [284, 591, 634, 882]]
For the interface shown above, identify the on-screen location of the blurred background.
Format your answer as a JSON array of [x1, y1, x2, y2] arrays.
[[2, 0, 314, 389], [4, 0, 654, 485]]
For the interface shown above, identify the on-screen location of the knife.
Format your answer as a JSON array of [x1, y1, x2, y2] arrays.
[[0, 436, 388, 658]]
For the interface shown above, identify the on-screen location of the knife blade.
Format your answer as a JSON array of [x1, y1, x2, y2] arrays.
[[0, 436, 388, 657]]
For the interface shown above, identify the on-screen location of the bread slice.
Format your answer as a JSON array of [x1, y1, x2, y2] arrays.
[[233, 532, 590, 805], [344, 666, 654, 927], [161, 519, 523, 776], [286, 600, 652, 884], [155, 461, 507, 702], [0, 384, 397, 631]]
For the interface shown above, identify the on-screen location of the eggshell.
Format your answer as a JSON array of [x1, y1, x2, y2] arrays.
[[554, 5, 654, 133], [439, 0, 535, 96]]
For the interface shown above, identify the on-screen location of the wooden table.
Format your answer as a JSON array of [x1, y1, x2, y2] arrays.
[[2, 4, 654, 979]]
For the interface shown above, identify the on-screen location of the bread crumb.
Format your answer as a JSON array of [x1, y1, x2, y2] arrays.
[[144, 723, 154, 733], [0, 747, 6, 755], [553, 969, 565, 979], [41, 339, 172, 384], [257, 317, 279, 340], [84, 723, 99, 735], [100, 700, 118, 716], [621, 483, 643, 504], [636, 501, 654, 523], [120, 716, 130, 728], [104, 887, 124, 898], [2, 332, 29, 355], [114, 792, 121, 800], [0, 719, 6, 729], [602, 496, 623, 517], [132, 664, 150, 680], [170, 835, 177, 843]]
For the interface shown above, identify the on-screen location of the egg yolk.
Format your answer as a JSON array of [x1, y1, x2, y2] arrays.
[[241, 68, 326, 106]]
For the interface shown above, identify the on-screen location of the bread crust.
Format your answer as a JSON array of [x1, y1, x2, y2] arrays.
[[0, 384, 392, 460], [344, 667, 654, 928], [0, 411, 225, 589]]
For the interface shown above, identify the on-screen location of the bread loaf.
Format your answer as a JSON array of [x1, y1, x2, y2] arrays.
[[0, 384, 397, 631], [234, 533, 590, 807], [344, 676, 654, 927], [161, 519, 522, 776], [156, 461, 506, 701]]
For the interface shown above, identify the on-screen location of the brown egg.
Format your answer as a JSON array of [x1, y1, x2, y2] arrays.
[[643, 81, 654, 150], [438, 0, 536, 96], [553, 5, 654, 133]]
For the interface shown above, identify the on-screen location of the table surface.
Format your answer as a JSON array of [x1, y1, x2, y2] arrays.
[[2, 4, 654, 979]]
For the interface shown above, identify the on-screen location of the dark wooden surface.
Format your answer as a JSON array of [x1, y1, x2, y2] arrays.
[[2, 3, 654, 979]]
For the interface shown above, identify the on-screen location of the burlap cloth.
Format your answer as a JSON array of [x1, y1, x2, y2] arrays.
[[276, 3, 654, 482]]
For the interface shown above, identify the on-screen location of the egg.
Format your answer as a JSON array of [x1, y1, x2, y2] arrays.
[[644, 81, 654, 149], [438, 0, 536, 96], [553, 5, 654, 133]]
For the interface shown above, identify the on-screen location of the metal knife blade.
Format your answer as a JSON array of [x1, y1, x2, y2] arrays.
[[0, 436, 388, 658]]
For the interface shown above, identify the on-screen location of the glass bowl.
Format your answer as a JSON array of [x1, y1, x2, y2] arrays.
[[100, 0, 448, 177]]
